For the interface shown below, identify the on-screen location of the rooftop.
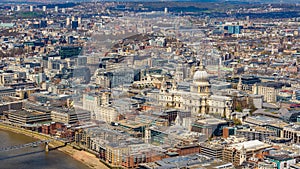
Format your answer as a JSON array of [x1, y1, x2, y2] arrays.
[[5, 109, 49, 117], [195, 118, 227, 125], [140, 154, 234, 169], [228, 140, 271, 151]]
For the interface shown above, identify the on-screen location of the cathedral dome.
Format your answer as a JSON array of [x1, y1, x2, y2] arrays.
[[193, 69, 208, 82]]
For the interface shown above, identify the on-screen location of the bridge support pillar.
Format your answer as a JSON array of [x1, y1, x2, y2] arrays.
[[45, 142, 49, 152]]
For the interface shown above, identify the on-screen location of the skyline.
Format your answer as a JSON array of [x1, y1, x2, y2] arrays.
[[1, 1, 300, 169], [1, 0, 300, 4]]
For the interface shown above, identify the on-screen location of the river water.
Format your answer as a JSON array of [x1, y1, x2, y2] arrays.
[[0, 130, 89, 169]]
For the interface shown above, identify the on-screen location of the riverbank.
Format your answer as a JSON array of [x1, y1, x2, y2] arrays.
[[58, 146, 109, 169], [0, 123, 109, 169]]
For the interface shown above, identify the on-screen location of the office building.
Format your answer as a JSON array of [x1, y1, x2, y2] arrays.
[[0, 101, 23, 115], [252, 82, 289, 103], [200, 143, 224, 159], [283, 125, 300, 143], [40, 20, 47, 28], [66, 17, 70, 26], [236, 127, 276, 142], [223, 140, 271, 166], [0, 87, 15, 100], [3, 108, 51, 126], [164, 7, 168, 14], [78, 17, 81, 25], [71, 20, 78, 30], [191, 118, 229, 139], [51, 108, 91, 124]]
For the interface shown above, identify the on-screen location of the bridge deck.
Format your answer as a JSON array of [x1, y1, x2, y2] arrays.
[[0, 140, 50, 152]]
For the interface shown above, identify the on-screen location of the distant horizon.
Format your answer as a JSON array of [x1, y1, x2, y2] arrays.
[[1, 0, 300, 4]]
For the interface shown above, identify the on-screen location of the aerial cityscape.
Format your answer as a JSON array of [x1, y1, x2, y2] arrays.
[[1, 0, 300, 169]]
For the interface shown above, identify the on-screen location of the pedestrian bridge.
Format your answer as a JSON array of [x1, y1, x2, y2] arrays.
[[0, 140, 51, 152]]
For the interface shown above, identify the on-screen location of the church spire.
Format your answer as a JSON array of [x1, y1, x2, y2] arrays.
[[172, 78, 178, 91], [292, 90, 297, 101], [199, 56, 205, 71], [160, 77, 167, 92], [175, 113, 182, 126], [237, 76, 242, 91]]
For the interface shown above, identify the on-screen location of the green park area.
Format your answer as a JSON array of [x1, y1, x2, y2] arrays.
[[15, 11, 45, 19]]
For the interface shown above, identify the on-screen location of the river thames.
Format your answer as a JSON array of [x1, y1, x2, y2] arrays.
[[0, 130, 89, 169]]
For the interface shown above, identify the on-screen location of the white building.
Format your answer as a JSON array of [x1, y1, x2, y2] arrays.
[[83, 92, 110, 111], [157, 61, 233, 118], [66, 17, 70, 26], [82, 92, 119, 123], [252, 82, 285, 103], [207, 95, 233, 118], [95, 106, 119, 123], [0, 73, 14, 85]]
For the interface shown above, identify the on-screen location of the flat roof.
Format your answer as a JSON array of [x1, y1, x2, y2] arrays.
[[196, 118, 227, 125], [228, 140, 271, 151], [140, 154, 233, 169], [118, 120, 146, 128], [5, 109, 48, 117], [0, 86, 14, 90]]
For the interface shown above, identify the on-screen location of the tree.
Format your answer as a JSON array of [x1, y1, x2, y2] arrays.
[[233, 118, 242, 125], [235, 104, 242, 112], [249, 103, 257, 116]]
